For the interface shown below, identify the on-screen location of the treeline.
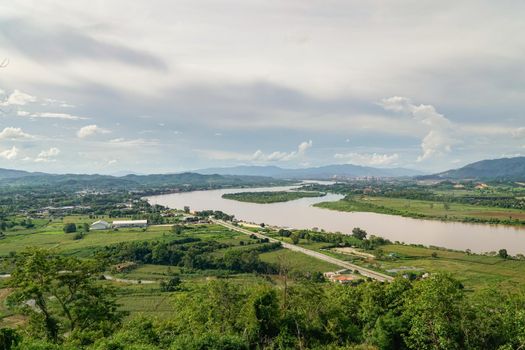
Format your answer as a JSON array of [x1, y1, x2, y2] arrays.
[[333, 196, 525, 226], [278, 227, 391, 250], [96, 238, 281, 274], [222, 191, 326, 204], [4, 251, 525, 350]]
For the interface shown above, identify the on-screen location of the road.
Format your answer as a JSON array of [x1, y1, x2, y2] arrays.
[[212, 219, 393, 282]]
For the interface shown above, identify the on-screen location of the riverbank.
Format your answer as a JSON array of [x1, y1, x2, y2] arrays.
[[315, 196, 525, 226]]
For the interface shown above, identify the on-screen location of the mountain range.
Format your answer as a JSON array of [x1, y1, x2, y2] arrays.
[[422, 156, 525, 181], [196, 164, 424, 179]]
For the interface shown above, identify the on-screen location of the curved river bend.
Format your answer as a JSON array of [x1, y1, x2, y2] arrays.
[[147, 186, 525, 255]]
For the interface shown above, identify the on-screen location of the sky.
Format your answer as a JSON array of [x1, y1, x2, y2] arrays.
[[0, 0, 524, 174]]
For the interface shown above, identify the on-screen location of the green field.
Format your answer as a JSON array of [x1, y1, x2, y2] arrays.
[[316, 195, 525, 224], [374, 244, 525, 290], [259, 249, 339, 274], [222, 190, 325, 203]]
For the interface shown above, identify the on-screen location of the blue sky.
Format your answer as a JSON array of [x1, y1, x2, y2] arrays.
[[0, 0, 524, 174]]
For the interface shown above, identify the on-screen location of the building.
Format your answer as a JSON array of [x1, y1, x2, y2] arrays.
[[112, 220, 148, 228], [90, 220, 110, 230]]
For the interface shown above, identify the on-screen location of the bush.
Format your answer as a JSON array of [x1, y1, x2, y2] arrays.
[[63, 223, 77, 233], [160, 276, 182, 292], [73, 232, 85, 240]]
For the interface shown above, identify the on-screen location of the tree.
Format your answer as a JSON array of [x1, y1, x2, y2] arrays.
[[403, 274, 465, 350], [7, 249, 123, 343], [183, 206, 190, 214], [82, 223, 90, 232], [160, 276, 182, 292], [172, 224, 184, 235], [290, 233, 300, 245], [498, 249, 508, 259], [63, 223, 76, 233], [352, 227, 367, 240]]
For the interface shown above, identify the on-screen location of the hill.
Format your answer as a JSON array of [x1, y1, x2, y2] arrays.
[[196, 164, 424, 179], [0, 168, 290, 191], [423, 156, 525, 181]]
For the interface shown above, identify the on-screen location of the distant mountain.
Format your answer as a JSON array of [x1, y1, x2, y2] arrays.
[[196, 164, 424, 179], [422, 156, 525, 181], [0, 168, 34, 180], [0, 168, 289, 190]]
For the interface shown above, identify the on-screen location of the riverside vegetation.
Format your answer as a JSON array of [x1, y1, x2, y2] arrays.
[[306, 179, 525, 225], [222, 191, 326, 204]]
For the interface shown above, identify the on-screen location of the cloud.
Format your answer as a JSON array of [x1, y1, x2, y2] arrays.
[[379, 97, 456, 162], [108, 138, 159, 146], [0, 146, 18, 160], [334, 152, 400, 166], [0, 89, 36, 106], [0, 127, 34, 140], [35, 147, 60, 162], [77, 125, 110, 138], [252, 140, 313, 162], [195, 140, 313, 163], [512, 127, 525, 138], [2, 18, 167, 71], [22, 112, 88, 120]]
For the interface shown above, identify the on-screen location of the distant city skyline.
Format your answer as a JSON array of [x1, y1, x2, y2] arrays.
[[1, 1, 524, 174]]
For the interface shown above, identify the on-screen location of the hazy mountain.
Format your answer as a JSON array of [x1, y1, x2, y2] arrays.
[[422, 156, 525, 181], [196, 164, 424, 179], [0, 168, 289, 190], [0, 168, 36, 180]]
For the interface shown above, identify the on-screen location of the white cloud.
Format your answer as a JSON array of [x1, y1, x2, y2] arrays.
[[0, 127, 34, 140], [35, 147, 60, 162], [77, 124, 110, 138], [25, 112, 88, 120], [0, 146, 18, 160], [512, 127, 525, 138], [196, 140, 313, 162], [108, 138, 158, 146], [0, 90, 36, 106], [334, 152, 400, 166], [379, 97, 456, 162], [252, 140, 313, 162]]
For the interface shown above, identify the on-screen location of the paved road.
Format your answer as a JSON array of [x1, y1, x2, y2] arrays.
[[213, 220, 393, 282]]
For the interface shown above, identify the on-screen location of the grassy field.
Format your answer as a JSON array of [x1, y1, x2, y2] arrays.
[[259, 249, 340, 274], [315, 196, 525, 224], [374, 244, 525, 290], [222, 191, 325, 203]]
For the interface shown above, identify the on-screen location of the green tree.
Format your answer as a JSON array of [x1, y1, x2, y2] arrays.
[[63, 223, 77, 233], [498, 249, 508, 259], [160, 276, 182, 292], [403, 274, 465, 350], [172, 224, 184, 235], [352, 227, 367, 240], [7, 249, 123, 343], [290, 233, 300, 245]]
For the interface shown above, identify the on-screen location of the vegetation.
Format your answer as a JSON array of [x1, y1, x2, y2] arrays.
[[307, 179, 525, 225], [222, 190, 326, 204], [2, 175, 525, 349]]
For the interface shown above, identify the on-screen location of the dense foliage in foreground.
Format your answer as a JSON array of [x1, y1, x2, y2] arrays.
[[3, 250, 525, 350]]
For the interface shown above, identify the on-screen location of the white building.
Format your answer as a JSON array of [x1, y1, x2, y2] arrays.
[[90, 220, 110, 230], [112, 220, 148, 228]]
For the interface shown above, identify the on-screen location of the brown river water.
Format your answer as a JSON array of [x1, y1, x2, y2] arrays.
[[146, 185, 525, 255]]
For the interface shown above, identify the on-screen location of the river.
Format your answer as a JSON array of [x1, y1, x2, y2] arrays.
[[146, 185, 525, 254]]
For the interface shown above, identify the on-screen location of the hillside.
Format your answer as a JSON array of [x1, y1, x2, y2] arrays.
[[0, 168, 290, 191], [425, 157, 525, 181], [196, 164, 424, 179]]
